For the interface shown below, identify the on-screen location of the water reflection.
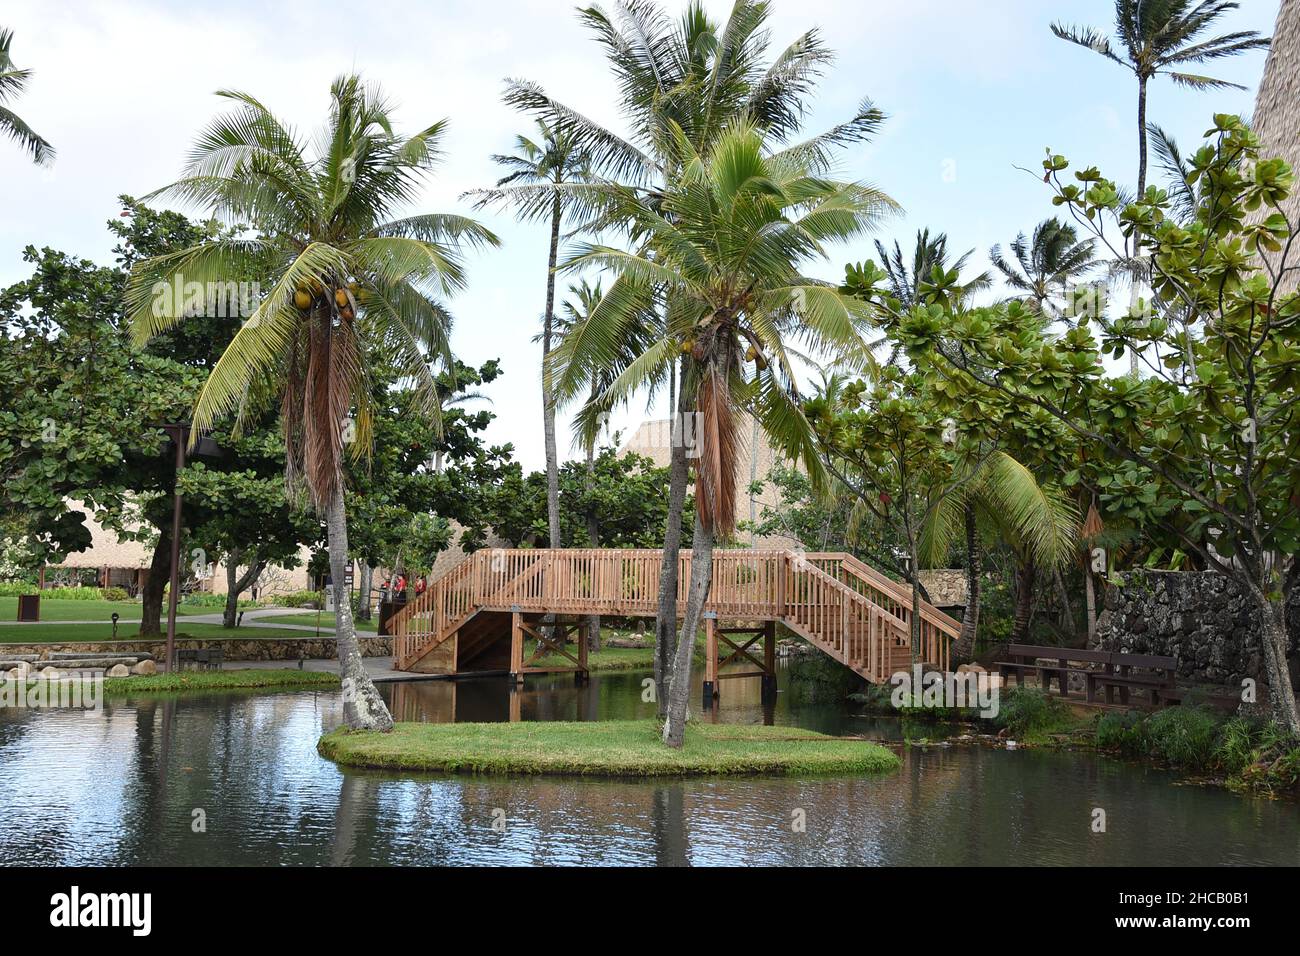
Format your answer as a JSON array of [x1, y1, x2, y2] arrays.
[[0, 667, 1295, 866]]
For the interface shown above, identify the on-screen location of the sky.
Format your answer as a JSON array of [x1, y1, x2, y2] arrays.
[[0, 0, 1281, 471]]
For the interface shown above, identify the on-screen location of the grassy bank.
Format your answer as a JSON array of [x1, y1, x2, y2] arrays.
[[0, 597, 211, 622], [102, 669, 341, 695], [0, 622, 354, 644], [319, 719, 900, 777], [267, 612, 378, 631], [526, 633, 708, 672]]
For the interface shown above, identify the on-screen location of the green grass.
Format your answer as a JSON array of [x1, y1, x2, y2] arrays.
[[269, 612, 378, 631], [0, 622, 349, 644], [526, 634, 707, 672], [102, 668, 340, 695], [318, 719, 900, 777], [0, 597, 211, 622]]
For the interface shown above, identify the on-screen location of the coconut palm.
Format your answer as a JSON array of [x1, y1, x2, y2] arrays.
[[467, 119, 589, 549], [125, 76, 498, 730], [989, 218, 1100, 318], [552, 120, 895, 746], [507, 0, 887, 714], [0, 28, 54, 165], [875, 229, 991, 310], [1251, 0, 1298, 294], [1051, 2, 1269, 201]]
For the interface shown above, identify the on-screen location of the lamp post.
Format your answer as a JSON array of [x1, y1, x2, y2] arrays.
[[157, 424, 223, 673]]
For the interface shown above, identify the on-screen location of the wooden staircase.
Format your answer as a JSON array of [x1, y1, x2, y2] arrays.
[[391, 549, 959, 681]]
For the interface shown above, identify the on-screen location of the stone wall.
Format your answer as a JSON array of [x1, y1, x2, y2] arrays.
[[1098, 570, 1299, 687], [0, 635, 391, 662]]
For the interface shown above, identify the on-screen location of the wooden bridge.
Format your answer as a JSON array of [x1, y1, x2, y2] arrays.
[[390, 549, 960, 699]]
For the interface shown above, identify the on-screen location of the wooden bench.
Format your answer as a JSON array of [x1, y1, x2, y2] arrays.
[[1087, 653, 1177, 707], [995, 644, 1113, 698]]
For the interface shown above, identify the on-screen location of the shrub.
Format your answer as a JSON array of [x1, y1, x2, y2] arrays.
[[100, 587, 130, 602], [1144, 706, 1221, 770], [279, 590, 324, 609], [1096, 709, 1147, 755], [39, 586, 113, 601], [991, 688, 1073, 739], [0, 582, 38, 597]]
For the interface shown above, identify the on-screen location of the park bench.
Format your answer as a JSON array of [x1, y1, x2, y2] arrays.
[[1086, 652, 1177, 707], [176, 648, 224, 671], [995, 644, 1114, 697]]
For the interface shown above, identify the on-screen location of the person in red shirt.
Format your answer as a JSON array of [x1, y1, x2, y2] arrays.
[[414, 576, 427, 595]]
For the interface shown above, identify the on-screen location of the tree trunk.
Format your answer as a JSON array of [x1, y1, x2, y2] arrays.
[[1130, 75, 1149, 376], [324, 486, 393, 731], [223, 551, 264, 629], [1256, 591, 1300, 734], [1011, 556, 1036, 645], [223, 548, 242, 628], [655, 366, 690, 718], [139, 525, 171, 636], [585, 440, 601, 650], [663, 515, 715, 748], [542, 193, 563, 550], [1084, 561, 1098, 646], [356, 563, 373, 622], [951, 504, 981, 664]]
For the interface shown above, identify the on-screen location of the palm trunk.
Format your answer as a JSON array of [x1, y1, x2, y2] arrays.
[[655, 363, 690, 718], [1084, 560, 1098, 646], [663, 514, 715, 747], [1011, 556, 1036, 645], [324, 485, 393, 731], [952, 504, 981, 663], [585, 440, 601, 650], [1131, 75, 1148, 376], [542, 193, 563, 549]]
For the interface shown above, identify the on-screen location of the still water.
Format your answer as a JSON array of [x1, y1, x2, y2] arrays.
[[0, 667, 1295, 866]]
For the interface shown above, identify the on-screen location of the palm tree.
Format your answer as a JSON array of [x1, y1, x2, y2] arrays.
[[989, 218, 1100, 318], [468, 119, 589, 549], [505, 0, 887, 712], [0, 28, 54, 165], [1052, 2, 1270, 201], [875, 229, 991, 310], [1251, 0, 1299, 295], [922, 452, 1078, 663], [552, 120, 895, 746], [126, 76, 498, 730]]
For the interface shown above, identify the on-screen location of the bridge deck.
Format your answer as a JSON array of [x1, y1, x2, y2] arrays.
[[390, 549, 960, 684]]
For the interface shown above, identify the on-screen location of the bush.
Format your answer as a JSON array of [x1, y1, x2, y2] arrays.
[[991, 688, 1074, 739], [279, 590, 324, 609], [100, 587, 130, 602], [1144, 706, 1221, 770], [1096, 709, 1148, 755], [0, 582, 38, 597]]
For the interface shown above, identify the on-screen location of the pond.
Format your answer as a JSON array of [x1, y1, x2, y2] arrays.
[[0, 665, 1295, 866]]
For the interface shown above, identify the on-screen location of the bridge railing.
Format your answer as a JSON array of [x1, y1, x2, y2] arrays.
[[392, 548, 956, 676]]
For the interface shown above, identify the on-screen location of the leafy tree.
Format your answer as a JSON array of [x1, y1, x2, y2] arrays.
[[126, 76, 498, 731], [875, 116, 1300, 731], [0, 28, 53, 165]]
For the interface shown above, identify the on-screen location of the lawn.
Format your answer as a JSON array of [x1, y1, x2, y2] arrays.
[[0, 622, 349, 644], [0, 597, 212, 622], [318, 719, 900, 776], [267, 612, 378, 631], [525, 633, 707, 672], [103, 668, 340, 695]]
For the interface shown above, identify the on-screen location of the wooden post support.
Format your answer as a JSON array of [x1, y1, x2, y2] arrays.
[[761, 619, 777, 704], [702, 616, 718, 706], [510, 610, 524, 685], [577, 621, 589, 685]]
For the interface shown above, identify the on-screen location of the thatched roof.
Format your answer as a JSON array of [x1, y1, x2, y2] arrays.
[[1253, 0, 1298, 293]]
